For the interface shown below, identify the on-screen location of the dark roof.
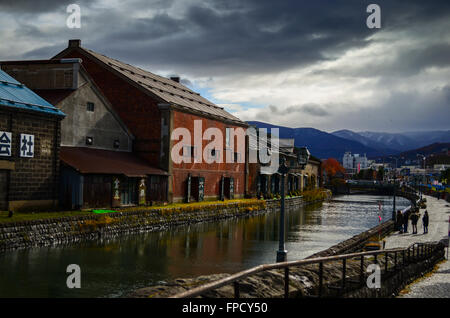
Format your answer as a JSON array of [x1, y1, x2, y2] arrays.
[[309, 155, 322, 163], [32, 89, 74, 105], [54, 40, 246, 126], [60, 147, 168, 177], [0, 69, 65, 117]]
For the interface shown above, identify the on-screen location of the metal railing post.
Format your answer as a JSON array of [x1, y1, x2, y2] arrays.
[[284, 267, 289, 298], [360, 255, 364, 286], [394, 251, 397, 271], [234, 282, 240, 298], [318, 262, 323, 297], [403, 250, 406, 267], [342, 259, 346, 292], [385, 252, 388, 273]]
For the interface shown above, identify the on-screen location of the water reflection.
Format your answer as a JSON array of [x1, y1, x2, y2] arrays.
[[0, 194, 409, 298]]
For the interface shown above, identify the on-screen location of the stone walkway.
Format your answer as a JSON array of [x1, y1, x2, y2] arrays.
[[384, 195, 450, 298]]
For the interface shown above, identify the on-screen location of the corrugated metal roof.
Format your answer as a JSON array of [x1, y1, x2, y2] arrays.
[[77, 47, 244, 125], [60, 146, 168, 177], [0, 69, 65, 117]]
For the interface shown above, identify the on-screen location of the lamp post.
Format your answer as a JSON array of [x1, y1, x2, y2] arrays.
[[389, 158, 397, 221], [417, 154, 426, 200], [276, 147, 310, 263], [276, 157, 289, 263], [392, 177, 396, 221]]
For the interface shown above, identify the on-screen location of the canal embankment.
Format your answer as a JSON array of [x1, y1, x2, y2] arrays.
[[0, 190, 331, 252], [130, 190, 443, 298], [129, 236, 445, 298], [384, 194, 450, 298]]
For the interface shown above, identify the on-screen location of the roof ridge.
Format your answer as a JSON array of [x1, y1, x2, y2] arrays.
[[76, 46, 243, 124]]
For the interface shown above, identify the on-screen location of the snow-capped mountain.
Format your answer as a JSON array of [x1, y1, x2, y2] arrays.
[[332, 130, 450, 152]]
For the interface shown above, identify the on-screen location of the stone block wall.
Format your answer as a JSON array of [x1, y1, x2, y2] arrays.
[[0, 108, 61, 211]]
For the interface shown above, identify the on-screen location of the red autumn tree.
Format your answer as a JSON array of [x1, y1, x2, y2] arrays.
[[322, 158, 345, 180]]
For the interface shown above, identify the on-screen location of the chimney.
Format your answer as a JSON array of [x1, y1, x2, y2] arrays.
[[68, 39, 81, 48], [170, 76, 180, 83]]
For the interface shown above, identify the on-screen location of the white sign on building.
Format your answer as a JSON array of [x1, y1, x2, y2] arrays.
[[20, 134, 34, 158], [0, 131, 12, 157]]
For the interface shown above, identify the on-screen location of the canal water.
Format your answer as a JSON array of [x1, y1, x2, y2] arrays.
[[0, 194, 410, 298]]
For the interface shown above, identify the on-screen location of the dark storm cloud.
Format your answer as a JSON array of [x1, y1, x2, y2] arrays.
[[93, 0, 373, 75], [327, 85, 450, 132], [0, 0, 93, 13], [2, 0, 450, 132], [9, 0, 450, 77], [298, 104, 330, 117], [262, 104, 330, 117]]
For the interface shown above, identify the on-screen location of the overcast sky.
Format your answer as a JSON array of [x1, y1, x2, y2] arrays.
[[1, 0, 449, 133]]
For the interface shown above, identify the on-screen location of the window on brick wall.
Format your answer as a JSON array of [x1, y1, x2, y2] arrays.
[[87, 102, 95, 112], [225, 128, 231, 147], [209, 149, 220, 160], [113, 139, 120, 149], [183, 145, 196, 158]]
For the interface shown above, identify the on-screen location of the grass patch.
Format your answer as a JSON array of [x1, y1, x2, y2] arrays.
[[0, 210, 91, 224], [92, 209, 117, 214], [0, 198, 267, 224], [118, 198, 266, 215]]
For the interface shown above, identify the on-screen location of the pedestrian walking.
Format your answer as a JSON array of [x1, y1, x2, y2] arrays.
[[403, 210, 409, 233], [411, 211, 419, 234], [422, 210, 429, 234], [396, 210, 403, 233]]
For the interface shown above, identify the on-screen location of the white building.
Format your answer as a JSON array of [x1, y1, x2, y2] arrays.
[[343, 151, 354, 169], [434, 164, 450, 171], [354, 154, 368, 170], [342, 152, 368, 171]]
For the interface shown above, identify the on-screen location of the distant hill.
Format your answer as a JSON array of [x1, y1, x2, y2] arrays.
[[332, 129, 450, 152], [399, 142, 450, 160], [332, 129, 398, 155], [401, 131, 450, 148], [372, 142, 450, 167], [247, 121, 382, 159]]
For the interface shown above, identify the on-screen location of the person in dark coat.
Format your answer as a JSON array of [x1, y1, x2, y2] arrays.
[[422, 210, 429, 234], [411, 212, 419, 234], [396, 210, 403, 233], [403, 210, 409, 233]]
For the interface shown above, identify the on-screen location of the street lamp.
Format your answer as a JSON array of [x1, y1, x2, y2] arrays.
[[297, 147, 310, 168], [276, 147, 310, 263], [417, 154, 426, 200]]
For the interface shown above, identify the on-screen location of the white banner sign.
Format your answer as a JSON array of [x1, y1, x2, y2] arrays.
[[0, 131, 12, 157], [20, 134, 34, 158]]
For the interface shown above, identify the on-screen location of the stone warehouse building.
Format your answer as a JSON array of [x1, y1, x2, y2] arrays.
[[1, 59, 168, 209], [246, 131, 322, 198], [0, 69, 65, 211], [52, 40, 248, 203]]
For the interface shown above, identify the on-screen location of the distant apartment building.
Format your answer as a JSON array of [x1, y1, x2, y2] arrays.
[[342, 151, 368, 173], [343, 152, 353, 170], [354, 154, 368, 170]]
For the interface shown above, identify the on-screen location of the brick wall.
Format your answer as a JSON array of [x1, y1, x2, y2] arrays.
[[171, 111, 246, 201], [0, 108, 61, 210], [56, 50, 162, 167]]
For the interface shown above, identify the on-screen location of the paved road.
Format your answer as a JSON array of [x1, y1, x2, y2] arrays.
[[384, 195, 450, 298]]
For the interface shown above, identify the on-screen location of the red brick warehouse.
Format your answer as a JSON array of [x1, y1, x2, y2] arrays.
[[53, 40, 248, 203]]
